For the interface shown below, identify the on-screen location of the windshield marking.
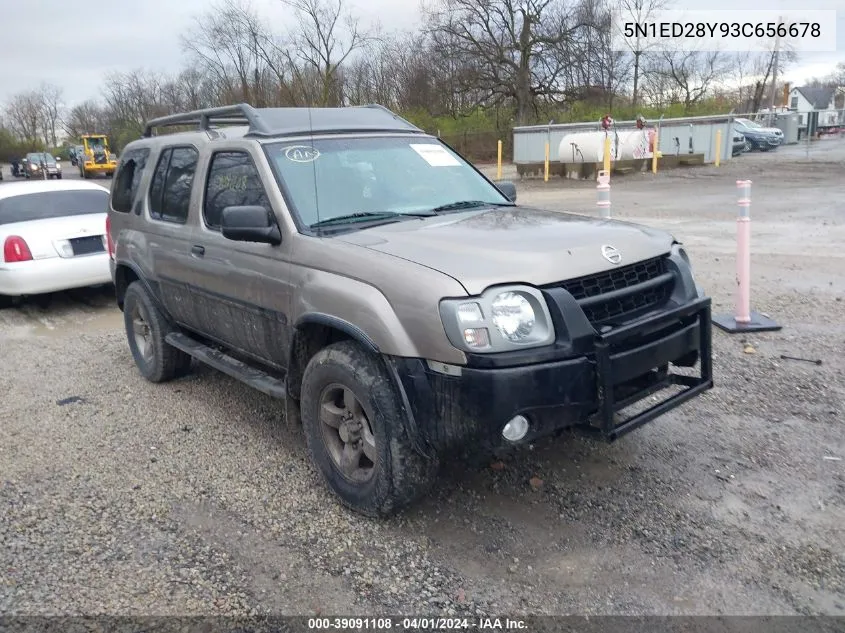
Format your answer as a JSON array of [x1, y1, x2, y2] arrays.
[[409, 144, 461, 167], [283, 146, 320, 162]]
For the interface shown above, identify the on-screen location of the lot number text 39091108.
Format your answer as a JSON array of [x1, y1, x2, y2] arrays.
[[307, 617, 528, 630]]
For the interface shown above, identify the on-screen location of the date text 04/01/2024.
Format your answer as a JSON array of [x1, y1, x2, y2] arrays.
[[307, 617, 528, 630]]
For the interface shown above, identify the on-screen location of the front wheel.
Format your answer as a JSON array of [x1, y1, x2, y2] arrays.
[[123, 281, 192, 383], [300, 341, 438, 517]]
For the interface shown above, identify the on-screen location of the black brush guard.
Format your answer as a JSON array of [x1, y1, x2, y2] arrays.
[[588, 297, 713, 441]]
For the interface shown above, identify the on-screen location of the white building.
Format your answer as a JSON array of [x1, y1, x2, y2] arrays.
[[788, 85, 844, 129]]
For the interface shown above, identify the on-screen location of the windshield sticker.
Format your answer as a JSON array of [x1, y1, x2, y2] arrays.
[[283, 145, 320, 163], [410, 144, 461, 167]]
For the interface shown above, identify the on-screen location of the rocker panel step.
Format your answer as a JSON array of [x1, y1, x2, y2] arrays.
[[165, 332, 287, 400]]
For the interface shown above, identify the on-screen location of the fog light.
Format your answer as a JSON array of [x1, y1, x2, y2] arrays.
[[502, 415, 529, 442]]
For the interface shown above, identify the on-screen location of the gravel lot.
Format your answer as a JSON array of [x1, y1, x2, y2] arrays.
[[1, 141, 843, 617]]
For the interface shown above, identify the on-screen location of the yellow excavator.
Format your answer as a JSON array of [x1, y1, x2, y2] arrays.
[[78, 134, 118, 179]]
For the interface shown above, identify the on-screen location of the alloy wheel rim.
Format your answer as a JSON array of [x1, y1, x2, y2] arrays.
[[130, 303, 153, 364], [318, 383, 376, 483]]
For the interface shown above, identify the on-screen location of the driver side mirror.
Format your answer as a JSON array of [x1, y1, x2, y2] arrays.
[[221, 206, 281, 245], [495, 180, 517, 203]]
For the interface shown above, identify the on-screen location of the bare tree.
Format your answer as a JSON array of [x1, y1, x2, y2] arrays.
[[571, 0, 629, 109], [614, 0, 668, 109], [647, 51, 727, 112], [63, 100, 108, 138], [424, 0, 586, 125], [281, 0, 372, 106], [181, 0, 263, 104], [5, 91, 43, 145], [38, 83, 64, 147]]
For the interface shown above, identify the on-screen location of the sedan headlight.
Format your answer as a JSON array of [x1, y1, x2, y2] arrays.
[[440, 285, 555, 353]]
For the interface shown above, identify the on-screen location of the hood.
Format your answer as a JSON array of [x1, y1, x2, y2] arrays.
[[336, 207, 674, 295], [743, 126, 782, 136]]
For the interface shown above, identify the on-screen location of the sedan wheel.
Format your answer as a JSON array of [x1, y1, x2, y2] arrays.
[[744, 141, 752, 153]]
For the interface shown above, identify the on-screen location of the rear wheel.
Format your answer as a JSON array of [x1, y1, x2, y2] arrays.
[[123, 281, 192, 383], [300, 340, 438, 517]]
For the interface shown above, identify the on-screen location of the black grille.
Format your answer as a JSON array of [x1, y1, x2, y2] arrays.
[[555, 256, 674, 325], [70, 235, 105, 256]]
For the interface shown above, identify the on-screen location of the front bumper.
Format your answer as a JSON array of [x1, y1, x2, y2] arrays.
[[83, 162, 116, 172], [750, 135, 782, 147], [391, 297, 713, 454]]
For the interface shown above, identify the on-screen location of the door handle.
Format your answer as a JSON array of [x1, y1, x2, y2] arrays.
[[191, 245, 205, 257]]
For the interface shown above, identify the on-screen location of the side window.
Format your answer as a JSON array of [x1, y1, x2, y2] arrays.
[[148, 146, 198, 224], [203, 151, 272, 230], [111, 148, 150, 213], [148, 148, 170, 220]]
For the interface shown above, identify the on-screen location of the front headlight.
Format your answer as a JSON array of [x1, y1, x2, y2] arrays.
[[491, 291, 535, 342], [440, 285, 555, 353]]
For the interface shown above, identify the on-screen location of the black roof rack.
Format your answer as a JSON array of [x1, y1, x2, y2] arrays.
[[142, 103, 424, 139]]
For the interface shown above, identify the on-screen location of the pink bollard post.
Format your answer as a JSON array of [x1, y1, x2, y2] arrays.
[[735, 180, 752, 323], [713, 179, 782, 333], [596, 170, 611, 218]]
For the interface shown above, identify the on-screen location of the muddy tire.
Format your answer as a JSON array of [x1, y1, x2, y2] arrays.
[[300, 340, 438, 517], [123, 281, 192, 383]]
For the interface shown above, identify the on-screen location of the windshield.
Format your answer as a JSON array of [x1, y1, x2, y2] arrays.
[[736, 119, 760, 129], [264, 136, 512, 229], [0, 189, 108, 225], [26, 153, 56, 164]]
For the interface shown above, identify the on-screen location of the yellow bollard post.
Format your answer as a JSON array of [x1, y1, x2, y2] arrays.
[[497, 140, 503, 180], [652, 129, 659, 174], [544, 141, 550, 182], [603, 135, 611, 175], [715, 129, 722, 167]]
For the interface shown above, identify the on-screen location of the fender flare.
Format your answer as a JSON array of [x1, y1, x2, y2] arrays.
[[293, 312, 380, 353], [112, 259, 171, 319], [291, 312, 433, 459]]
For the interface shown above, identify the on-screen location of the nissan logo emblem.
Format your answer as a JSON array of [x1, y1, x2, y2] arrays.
[[602, 245, 622, 264]]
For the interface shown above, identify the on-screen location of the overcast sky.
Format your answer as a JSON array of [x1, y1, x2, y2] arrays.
[[2, 0, 843, 108]]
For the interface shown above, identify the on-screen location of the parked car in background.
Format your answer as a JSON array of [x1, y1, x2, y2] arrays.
[[23, 152, 63, 179], [12, 159, 27, 178], [733, 118, 783, 151], [0, 180, 112, 306], [732, 129, 748, 155], [70, 144, 85, 167]]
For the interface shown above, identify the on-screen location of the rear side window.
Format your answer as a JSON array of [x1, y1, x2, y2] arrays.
[[111, 147, 150, 213], [203, 151, 271, 230], [0, 190, 109, 225], [148, 146, 198, 224]]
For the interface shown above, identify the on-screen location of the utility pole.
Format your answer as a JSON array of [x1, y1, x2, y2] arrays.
[[767, 16, 783, 127]]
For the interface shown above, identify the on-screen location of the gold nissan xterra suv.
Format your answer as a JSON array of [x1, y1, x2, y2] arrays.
[[106, 104, 713, 517]]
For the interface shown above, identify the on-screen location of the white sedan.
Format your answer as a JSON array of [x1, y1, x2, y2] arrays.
[[0, 180, 113, 303]]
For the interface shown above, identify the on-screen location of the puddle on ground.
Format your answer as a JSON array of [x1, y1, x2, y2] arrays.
[[0, 306, 124, 340]]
